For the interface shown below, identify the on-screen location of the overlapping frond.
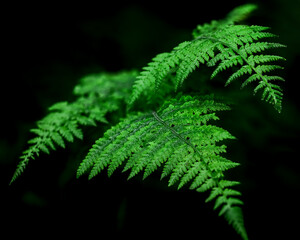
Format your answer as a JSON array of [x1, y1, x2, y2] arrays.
[[129, 4, 259, 107], [78, 94, 248, 240], [12, 4, 288, 240], [129, 4, 285, 113], [10, 71, 137, 184]]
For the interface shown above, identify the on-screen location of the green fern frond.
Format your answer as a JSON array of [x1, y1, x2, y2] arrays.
[[129, 4, 285, 113], [78, 94, 248, 240], [10, 71, 137, 184]]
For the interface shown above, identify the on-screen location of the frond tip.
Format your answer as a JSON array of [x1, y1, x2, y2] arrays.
[[78, 94, 248, 239], [223, 206, 248, 240], [203, 24, 286, 112]]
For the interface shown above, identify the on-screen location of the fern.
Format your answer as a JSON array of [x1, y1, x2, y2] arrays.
[[10, 71, 137, 184], [129, 4, 285, 112], [11, 4, 288, 240], [78, 94, 247, 239], [77, 95, 248, 238]]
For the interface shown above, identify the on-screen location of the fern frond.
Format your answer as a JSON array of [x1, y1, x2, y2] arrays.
[[78, 94, 248, 239], [10, 71, 137, 184], [129, 4, 285, 113]]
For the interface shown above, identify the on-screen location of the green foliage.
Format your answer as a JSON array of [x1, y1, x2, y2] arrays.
[[205, 25, 286, 113], [129, 3, 285, 112], [77, 95, 247, 238], [78, 95, 234, 180], [10, 71, 137, 184], [11, 4, 288, 240]]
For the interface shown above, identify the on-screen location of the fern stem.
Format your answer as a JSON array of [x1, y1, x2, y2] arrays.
[[152, 110, 219, 181], [152, 111, 199, 155]]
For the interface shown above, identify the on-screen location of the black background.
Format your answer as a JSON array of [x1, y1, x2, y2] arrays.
[[1, 0, 300, 239]]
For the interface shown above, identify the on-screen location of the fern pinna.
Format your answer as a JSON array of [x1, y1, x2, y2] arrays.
[[11, 4, 287, 240]]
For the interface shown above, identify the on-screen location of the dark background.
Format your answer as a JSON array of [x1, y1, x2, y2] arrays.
[[1, 0, 300, 239]]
